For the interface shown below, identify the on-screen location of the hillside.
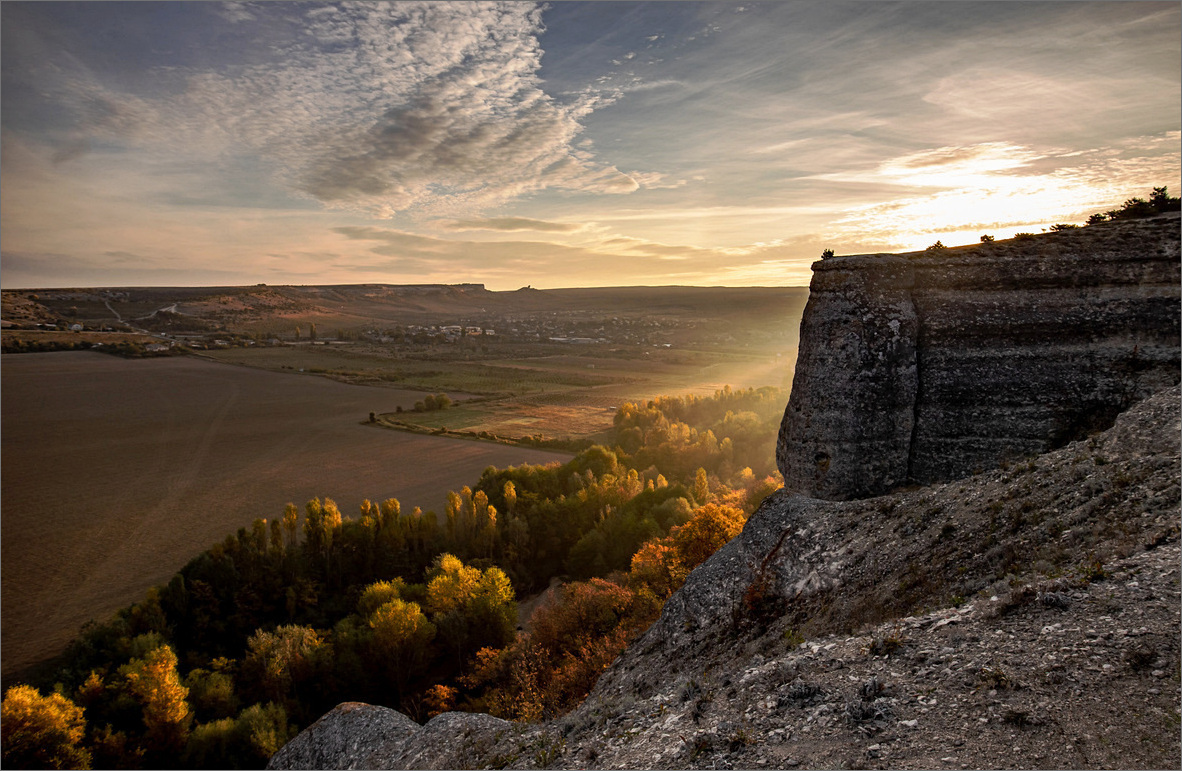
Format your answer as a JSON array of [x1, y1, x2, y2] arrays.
[[267, 217, 1180, 771], [269, 384, 1180, 769]]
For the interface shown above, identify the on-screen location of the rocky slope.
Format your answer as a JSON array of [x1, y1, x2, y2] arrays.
[[779, 214, 1180, 500], [270, 385, 1180, 770]]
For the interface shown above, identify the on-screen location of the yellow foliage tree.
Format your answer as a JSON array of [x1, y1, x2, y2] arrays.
[[426, 553, 482, 615], [367, 599, 436, 695], [243, 625, 325, 706], [119, 644, 191, 755], [1, 685, 91, 769], [357, 578, 406, 618], [671, 503, 745, 570], [628, 537, 689, 598]]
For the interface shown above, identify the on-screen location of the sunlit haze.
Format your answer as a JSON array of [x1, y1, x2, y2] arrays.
[[2, 1, 1179, 289]]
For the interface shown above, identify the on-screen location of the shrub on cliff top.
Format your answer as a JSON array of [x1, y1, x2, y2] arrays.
[[1087, 186, 1180, 224]]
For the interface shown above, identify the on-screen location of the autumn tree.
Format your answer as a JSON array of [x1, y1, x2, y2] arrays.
[[426, 554, 481, 615], [1, 685, 91, 769], [282, 503, 299, 551], [425, 554, 516, 664], [670, 503, 746, 570], [241, 625, 326, 718], [118, 644, 191, 757], [367, 599, 436, 698], [357, 578, 407, 618], [628, 536, 687, 598]]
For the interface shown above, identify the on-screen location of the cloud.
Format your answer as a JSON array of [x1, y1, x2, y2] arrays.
[[628, 171, 688, 190], [436, 217, 584, 233], [824, 133, 1181, 250], [217, 2, 257, 24], [324, 224, 822, 288], [331, 226, 453, 257], [47, 3, 638, 217]]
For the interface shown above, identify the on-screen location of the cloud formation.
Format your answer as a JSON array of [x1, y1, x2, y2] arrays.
[[48, 2, 638, 217], [436, 217, 584, 233]]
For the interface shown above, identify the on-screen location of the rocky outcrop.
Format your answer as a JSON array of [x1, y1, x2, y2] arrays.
[[270, 386, 1180, 770], [267, 703, 513, 770], [779, 214, 1181, 500]]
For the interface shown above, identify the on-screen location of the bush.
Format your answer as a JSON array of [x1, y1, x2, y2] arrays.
[[1085, 186, 1180, 224]]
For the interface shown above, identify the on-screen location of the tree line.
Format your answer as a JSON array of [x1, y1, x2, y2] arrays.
[[2, 386, 786, 769]]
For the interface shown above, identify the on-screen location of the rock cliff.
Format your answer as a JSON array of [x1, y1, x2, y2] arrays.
[[778, 214, 1180, 500]]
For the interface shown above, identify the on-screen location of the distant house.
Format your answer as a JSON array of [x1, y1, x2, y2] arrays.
[[69, 323, 83, 332], [146, 343, 170, 353]]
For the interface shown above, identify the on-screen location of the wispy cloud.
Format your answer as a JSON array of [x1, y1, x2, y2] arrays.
[[41, 3, 639, 217], [436, 217, 584, 233]]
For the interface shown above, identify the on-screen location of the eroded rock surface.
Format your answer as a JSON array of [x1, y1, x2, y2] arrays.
[[779, 214, 1181, 499], [267, 703, 512, 770]]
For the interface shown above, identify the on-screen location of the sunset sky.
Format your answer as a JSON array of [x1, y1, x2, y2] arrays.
[[2, 1, 1179, 289]]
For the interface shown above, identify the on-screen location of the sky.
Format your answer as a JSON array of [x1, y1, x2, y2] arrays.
[[2, 1, 1179, 290]]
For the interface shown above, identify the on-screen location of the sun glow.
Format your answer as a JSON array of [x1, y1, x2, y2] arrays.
[[824, 140, 1181, 251]]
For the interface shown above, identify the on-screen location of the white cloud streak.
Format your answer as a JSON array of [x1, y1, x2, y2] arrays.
[[52, 2, 638, 217]]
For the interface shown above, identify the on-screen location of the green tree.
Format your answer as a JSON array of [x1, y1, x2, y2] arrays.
[[242, 625, 326, 712], [1, 685, 91, 769], [184, 665, 238, 722]]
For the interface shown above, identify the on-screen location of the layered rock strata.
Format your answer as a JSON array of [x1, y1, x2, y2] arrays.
[[778, 213, 1181, 500]]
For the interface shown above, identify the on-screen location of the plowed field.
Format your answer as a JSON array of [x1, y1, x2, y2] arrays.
[[1, 352, 571, 679]]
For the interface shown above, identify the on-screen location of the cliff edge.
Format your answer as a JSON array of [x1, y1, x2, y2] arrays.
[[778, 214, 1180, 500]]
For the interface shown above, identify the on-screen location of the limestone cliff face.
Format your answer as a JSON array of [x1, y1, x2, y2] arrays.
[[778, 213, 1181, 500]]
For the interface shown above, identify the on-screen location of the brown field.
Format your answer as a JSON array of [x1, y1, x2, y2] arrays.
[[0, 352, 572, 681]]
